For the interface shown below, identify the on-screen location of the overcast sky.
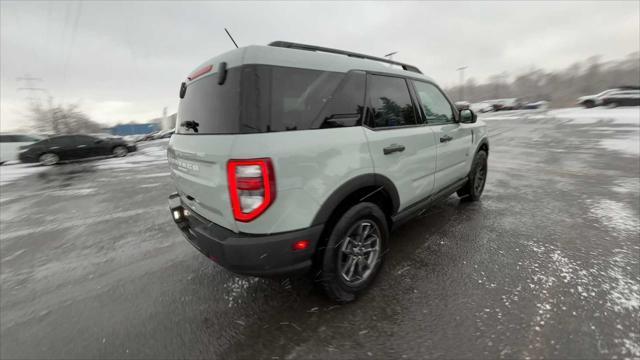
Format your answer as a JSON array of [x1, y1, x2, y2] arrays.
[[1, 0, 638, 131]]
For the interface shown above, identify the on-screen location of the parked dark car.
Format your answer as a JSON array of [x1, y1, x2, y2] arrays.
[[18, 134, 136, 165]]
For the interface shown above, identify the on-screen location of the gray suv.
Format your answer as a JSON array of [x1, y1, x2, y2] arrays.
[[167, 41, 489, 302]]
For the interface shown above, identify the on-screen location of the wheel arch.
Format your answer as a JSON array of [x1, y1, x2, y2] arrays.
[[310, 173, 399, 269], [311, 173, 400, 227], [476, 137, 489, 155]]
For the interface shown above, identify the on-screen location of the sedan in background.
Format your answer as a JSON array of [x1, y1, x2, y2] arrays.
[[0, 133, 43, 164], [18, 134, 137, 166]]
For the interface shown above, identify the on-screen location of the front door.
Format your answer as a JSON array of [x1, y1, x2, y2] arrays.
[[411, 80, 473, 193], [364, 74, 438, 211]]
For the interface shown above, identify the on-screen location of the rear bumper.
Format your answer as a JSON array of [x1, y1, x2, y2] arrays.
[[168, 193, 323, 277]]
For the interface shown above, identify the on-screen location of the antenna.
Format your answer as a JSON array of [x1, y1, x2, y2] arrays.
[[224, 28, 239, 48]]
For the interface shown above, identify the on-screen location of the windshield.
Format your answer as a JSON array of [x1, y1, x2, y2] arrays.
[[596, 89, 617, 97]]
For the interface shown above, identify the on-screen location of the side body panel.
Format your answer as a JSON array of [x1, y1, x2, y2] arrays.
[[229, 127, 374, 234]]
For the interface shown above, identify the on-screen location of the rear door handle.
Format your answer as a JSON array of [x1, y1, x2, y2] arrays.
[[383, 144, 405, 155], [440, 135, 453, 143]]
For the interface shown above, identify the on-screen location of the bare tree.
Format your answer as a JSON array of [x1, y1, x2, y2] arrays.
[[29, 99, 103, 134], [446, 52, 640, 107]]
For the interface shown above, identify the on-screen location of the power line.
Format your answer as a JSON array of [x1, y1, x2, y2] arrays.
[[16, 75, 49, 104], [61, 1, 82, 92]]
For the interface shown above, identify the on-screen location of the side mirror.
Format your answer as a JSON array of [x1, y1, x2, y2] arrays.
[[460, 109, 477, 124]]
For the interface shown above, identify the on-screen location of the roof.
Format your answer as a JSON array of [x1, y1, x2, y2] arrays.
[[188, 43, 435, 84]]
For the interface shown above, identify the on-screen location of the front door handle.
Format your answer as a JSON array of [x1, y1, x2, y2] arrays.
[[440, 135, 453, 143], [383, 144, 405, 155]]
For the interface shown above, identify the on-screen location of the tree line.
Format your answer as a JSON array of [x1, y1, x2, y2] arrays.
[[446, 52, 640, 107], [29, 99, 103, 134]]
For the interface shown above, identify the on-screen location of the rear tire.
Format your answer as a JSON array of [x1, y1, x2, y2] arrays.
[[457, 150, 488, 201], [112, 146, 128, 157], [320, 202, 389, 303], [39, 153, 59, 166]]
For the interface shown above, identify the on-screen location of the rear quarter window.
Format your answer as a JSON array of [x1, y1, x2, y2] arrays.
[[177, 65, 351, 134]]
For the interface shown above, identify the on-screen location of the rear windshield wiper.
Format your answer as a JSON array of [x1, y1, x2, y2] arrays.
[[181, 120, 199, 133]]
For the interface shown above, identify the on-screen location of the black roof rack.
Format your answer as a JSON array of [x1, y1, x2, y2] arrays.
[[269, 41, 422, 74]]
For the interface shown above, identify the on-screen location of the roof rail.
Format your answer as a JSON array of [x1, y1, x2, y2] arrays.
[[269, 41, 422, 74]]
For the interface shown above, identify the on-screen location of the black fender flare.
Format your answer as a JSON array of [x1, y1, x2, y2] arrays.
[[475, 137, 489, 155], [311, 173, 400, 226]]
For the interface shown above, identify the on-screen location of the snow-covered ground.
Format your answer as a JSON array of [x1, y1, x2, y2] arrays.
[[0, 163, 48, 186], [0, 139, 169, 186], [481, 107, 640, 156]]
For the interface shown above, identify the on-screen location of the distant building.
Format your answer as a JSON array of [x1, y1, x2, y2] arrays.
[[110, 123, 160, 136]]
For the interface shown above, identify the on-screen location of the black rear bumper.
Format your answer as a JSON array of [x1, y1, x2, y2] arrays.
[[168, 193, 323, 277]]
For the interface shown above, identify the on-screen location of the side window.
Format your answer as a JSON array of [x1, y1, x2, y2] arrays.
[[366, 74, 418, 128], [50, 136, 74, 147], [317, 71, 366, 128], [413, 81, 454, 125], [14, 135, 39, 142], [0, 135, 14, 142], [75, 135, 95, 145]]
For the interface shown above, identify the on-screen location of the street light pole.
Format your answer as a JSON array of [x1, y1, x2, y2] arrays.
[[456, 66, 468, 101]]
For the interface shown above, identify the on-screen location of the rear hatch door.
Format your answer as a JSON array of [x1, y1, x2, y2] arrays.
[[168, 135, 237, 232]]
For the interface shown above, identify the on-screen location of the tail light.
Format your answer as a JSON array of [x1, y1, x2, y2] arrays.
[[227, 158, 276, 222]]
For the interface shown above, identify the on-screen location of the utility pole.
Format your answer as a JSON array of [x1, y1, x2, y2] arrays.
[[16, 74, 48, 104], [456, 66, 468, 101]]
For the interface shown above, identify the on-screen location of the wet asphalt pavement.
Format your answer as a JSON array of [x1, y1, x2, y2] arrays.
[[1, 111, 639, 359]]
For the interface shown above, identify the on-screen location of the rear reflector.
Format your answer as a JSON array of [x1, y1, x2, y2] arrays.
[[292, 240, 310, 251], [188, 64, 213, 81], [227, 158, 276, 222]]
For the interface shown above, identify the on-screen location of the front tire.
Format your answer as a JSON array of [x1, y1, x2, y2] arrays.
[[320, 202, 389, 303], [583, 100, 595, 108], [39, 153, 59, 166], [457, 150, 488, 201], [112, 146, 128, 157]]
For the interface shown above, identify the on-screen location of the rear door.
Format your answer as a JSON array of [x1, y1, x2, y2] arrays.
[[363, 74, 438, 210], [46, 136, 77, 160], [411, 80, 473, 193]]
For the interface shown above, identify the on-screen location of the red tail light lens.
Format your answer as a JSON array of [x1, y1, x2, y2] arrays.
[[227, 158, 276, 222]]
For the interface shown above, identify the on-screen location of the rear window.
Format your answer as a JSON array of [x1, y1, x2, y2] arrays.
[[0, 135, 40, 142], [177, 65, 358, 134]]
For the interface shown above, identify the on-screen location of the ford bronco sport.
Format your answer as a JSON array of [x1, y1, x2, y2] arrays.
[[168, 41, 489, 302]]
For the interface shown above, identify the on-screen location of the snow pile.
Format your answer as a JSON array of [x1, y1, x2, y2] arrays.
[[478, 109, 546, 121], [548, 107, 640, 125], [0, 140, 169, 186], [0, 164, 47, 186], [587, 199, 639, 236], [94, 141, 168, 170]]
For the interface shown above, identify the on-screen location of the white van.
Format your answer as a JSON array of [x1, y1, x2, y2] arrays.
[[0, 133, 43, 164]]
